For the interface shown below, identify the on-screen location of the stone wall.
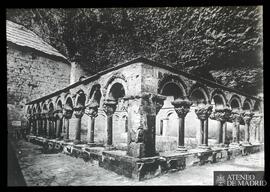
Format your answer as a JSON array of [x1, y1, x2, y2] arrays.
[[7, 45, 70, 130]]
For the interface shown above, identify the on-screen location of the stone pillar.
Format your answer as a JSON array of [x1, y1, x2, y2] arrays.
[[125, 93, 165, 158], [171, 98, 193, 151], [73, 104, 84, 144], [32, 113, 37, 135], [48, 110, 56, 139], [103, 99, 117, 149], [63, 105, 73, 141], [242, 111, 254, 146], [255, 114, 263, 143], [45, 113, 50, 138], [229, 111, 242, 147], [36, 113, 42, 136], [210, 107, 232, 146], [26, 114, 31, 135], [249, 114, 262, 144], [55, 109, 63, 139], [29, 114, 34, 135], [85, 102, 99, 145], [41, 113, 47, 137], [195, 105, 213, 149]]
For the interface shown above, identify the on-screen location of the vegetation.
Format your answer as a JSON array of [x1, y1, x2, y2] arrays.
[[6, 7, 263, 95]]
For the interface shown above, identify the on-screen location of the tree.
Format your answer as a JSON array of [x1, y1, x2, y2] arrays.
[[6, 7, 263, 95]]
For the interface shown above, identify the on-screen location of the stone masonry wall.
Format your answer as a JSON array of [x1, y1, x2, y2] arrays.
[[7, 45, 71, 130]]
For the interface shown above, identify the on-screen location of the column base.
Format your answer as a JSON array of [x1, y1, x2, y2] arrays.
[[105, 145, 116, 151], [214, 143, 228, 148], [241, 141, 252, 146], [197, 144, 211, 150], [87, 142, 97, 147], [176, 146, 187, 152], [229, 142, 241, 147], [73, 140, 82, 145]]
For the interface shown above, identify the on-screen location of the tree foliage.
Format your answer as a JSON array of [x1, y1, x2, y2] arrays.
[[6, 7, 263, 95]]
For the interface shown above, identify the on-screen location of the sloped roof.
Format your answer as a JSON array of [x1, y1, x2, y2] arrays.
[[6, 20, 68, 61]]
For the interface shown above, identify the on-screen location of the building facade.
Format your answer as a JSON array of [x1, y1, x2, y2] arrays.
[[7, 20, 71, 133]]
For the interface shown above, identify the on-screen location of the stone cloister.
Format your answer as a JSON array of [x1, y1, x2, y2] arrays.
[[25, 57, 263, 180]]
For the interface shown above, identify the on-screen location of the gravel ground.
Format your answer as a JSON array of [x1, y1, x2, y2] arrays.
[[14, 140, 264, 186]]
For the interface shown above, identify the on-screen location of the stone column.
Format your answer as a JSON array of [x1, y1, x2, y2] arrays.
[[171, 98, 193, 151], [41, 113, 47, 137], [229, 111, 242, 147], [26, 114, 31, 135], [85, 102, 99, 146], [195, 105, 213, 149], [254, 114, 263, 143], [103, 99, 117, 149], [55, 109, 63, 139], [210, 107, 232, 146], [48, 110, 55, 139], [32, 113, 38, 135], [29, 114, 34, 135], [63, 105, 73, 141], [35, 113, 41, 136], [242, 111, 254, 146], [73, 104, 84, 144], [45, 113, 50, 138]]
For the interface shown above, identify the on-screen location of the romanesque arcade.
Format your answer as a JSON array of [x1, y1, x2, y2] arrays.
[[25, 58, 263, 158]]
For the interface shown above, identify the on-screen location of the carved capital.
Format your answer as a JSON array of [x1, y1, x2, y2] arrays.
[[35, 113, 42, 120], [230, 112, 243, 123], [171, 98, 193, 118], [195, 105, 213, 120], [150, 94, 166, 114], [85, 101, 99, 118], [73, 103, 84, 118], [242, 111, 254, 125], [103, 99, 117, 117], [48, 110, 55, 120], [210, 107, 232, 122], [40, 113, 47, 120], [251, 114, 263, 127], [63, 104, 73, 119]]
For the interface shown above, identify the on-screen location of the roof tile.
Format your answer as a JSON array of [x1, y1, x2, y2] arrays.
[[6, 20, 68, 61]]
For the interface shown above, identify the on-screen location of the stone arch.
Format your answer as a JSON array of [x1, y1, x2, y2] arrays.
[[243, 98, 252, 111], [105, 80, 127, 104], [75, 90, 86, 107], [229, 95, 242, 111], [55, 96, 63, 108], [189, 84, 210, 105], [32, 106, 36, 114], [42, 103, 48, 113], [211, 89, 228, 109], [64, 94, 75, 108], [87, 84, 102, 105], [65, 96, 74, 109], [48, 101, 55, 112], [253, 100, 261, 112], [104, 72, 128, 97], [36, 103, 41, 113], [56, 99, 63, 111], [158, 74, 187, 98]]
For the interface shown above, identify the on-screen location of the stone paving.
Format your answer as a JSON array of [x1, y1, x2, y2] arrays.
[[15, 140, 264, 186]]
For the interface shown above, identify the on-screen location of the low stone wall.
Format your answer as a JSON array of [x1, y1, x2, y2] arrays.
[[25, 135, 264, 181]]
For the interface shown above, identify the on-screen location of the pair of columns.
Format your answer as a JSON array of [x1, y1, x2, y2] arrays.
[[210, 107, 232, 146], [170, 99, 214, 151]]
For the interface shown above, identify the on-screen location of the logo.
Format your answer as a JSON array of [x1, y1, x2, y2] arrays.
[[214, 171, 267, 186], [216, 174, 226, 186]]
